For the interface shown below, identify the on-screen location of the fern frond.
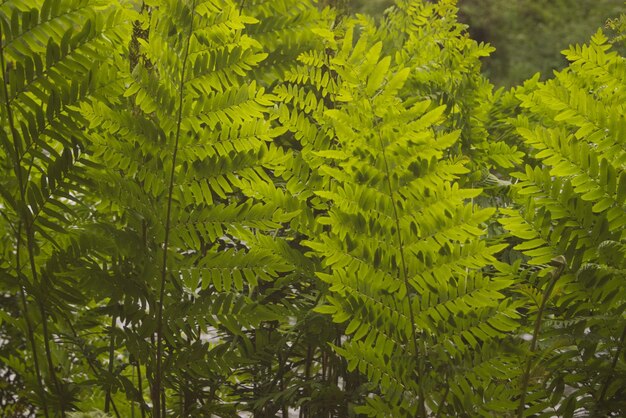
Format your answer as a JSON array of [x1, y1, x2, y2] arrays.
[[306, 21, 517, 414], [498, 27, 626, 417]]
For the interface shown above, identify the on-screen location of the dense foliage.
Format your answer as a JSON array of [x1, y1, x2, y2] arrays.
[[344, 0, 626, 86], [0, 0, 624, 417]]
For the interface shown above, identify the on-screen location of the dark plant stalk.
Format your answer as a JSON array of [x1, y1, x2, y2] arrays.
[[17, 285, 48, 416], [131, 364, 135, 418], [26, 233, 63, 413], [36, 292, 64, 416], [334, 325, 341, 387], [2, 24, 62, 415], [517, 256, 566, 418], [280, 354, 288, 418], [104, 312, 117, 413], [377, 130, 424, 417], [137, 358, 146, 418], [1, 26, 50, 418], [16, 228, 49, 417], [110, 393, 121, 418], [153, 1, 197, 416]]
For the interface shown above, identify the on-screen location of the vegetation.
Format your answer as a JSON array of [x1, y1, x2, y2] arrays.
[[350, 0, 626, 86], [458, 0, 625, 86], [0, 0, 625, 417]]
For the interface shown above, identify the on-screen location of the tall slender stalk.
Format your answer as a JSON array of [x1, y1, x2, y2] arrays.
[[2, 30, 61, 413], [517, 256, 566, 418], [377, 130, 424, 417], [1, 25, 50, 418], [36, 274, 63, 415], [16, 228, 49, 417], [104, 312, 117, 413], [153, 1, 197, 416], [131, 364, 136, 418], [137, 357, 146, 418]]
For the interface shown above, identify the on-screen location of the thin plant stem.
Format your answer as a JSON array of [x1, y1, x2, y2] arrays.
[[153, 1, 197, 416], [1, 25, 50, 418], [2, 21, 62, 414], [517, 256, 566, 418], [377, 129, 424, 418], [137, 358, 146, 418], [104, 312, 117, 413]]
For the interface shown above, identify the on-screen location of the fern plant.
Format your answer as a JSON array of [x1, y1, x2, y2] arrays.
[[2, 0, 626, 416], [0, 0, 130, 414], [497, 29, 626, 416], [301, 13, 526, 416], [78, 1, 308, 416]]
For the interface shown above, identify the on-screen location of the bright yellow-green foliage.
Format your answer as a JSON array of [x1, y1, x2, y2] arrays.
[[0, 1, 625, 417]]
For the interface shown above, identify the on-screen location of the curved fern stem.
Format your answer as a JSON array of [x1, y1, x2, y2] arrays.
[[153, 1, 197, 416], [1, 26, 50, 418], [376, 131, 424, 418], [517, 256, 566, 418]]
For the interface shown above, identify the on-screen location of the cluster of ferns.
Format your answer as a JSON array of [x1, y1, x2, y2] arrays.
[[0, 0, 625, 416]]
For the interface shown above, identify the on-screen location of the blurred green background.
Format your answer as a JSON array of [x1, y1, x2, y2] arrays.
[[346, 0, 625, 86]]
